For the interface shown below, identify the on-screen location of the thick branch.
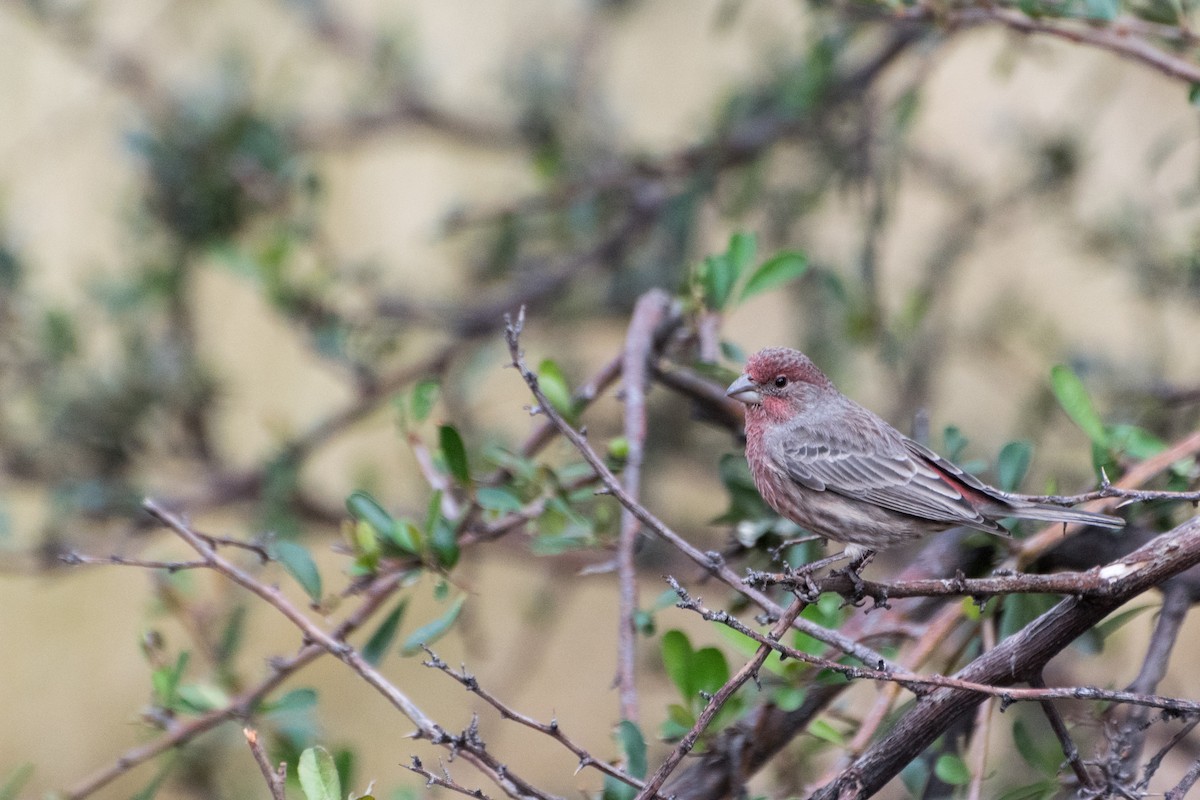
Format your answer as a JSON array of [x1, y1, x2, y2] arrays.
[[812, 515, 1200, 799]]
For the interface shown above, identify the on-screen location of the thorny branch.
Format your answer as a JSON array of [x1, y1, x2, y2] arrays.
[[668, 575, 1200, 717], [615, 289, 673, 723], [504, 308, 900, 673], [421, 649, 654, 796], [121, 501, 561, 800]]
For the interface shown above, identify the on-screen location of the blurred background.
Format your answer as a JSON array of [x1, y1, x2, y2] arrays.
[[2, 1, 1200, 798]]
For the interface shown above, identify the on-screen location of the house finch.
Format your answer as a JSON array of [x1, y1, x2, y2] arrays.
[[726, 347, 1124, 565]]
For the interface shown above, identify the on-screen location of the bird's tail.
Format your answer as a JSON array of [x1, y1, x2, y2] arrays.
[[1005, 501, 1125, 530]]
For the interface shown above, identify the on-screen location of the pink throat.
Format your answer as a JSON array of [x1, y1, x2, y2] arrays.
[[757, 395, 793, 424]]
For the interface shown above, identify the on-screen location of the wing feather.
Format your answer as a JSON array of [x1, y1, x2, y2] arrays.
[[772, 412, 1006, 533]]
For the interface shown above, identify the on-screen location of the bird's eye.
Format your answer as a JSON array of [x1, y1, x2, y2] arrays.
[[773, 375, 788, 388]]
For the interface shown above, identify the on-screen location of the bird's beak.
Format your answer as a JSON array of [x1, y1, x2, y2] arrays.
[[725, 373, 762, 406]]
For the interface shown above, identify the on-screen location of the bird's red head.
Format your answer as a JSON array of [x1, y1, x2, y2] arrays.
[[727, 347, 834, 422]]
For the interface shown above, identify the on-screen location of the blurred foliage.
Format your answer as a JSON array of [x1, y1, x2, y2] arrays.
[[3, 1, 1200, 799]]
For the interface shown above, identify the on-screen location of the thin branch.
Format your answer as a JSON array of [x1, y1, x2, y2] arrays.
[[615, 289, 672, 723], [1020, 431, 1200, 564], [635, 595, 810, 800], [139, 501, 557, 800], [244, 728, 287, 800], [1114, 580, 1196, 783], [671, 573, 1200, 716], [845, 604, 964, 757], [421, 649, 654, 796], [406, 756, 495, 800], [503, 309, 899, 673], [745, 564, 1152, 603], [966, 619, 997, 800], [1140, 717, 1200, 790], [59, 553, 209, 572], [812, 515, 1200, 799], [899, 3, 1200, 85], [1166, 757, 1200, 800], [1030, 672, 1097, 792]]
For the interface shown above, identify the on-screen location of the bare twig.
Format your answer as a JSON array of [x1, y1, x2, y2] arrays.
[[745, 564, 1158, 602], [1031, 672, 1097, 791], [671, 575, 1200, 716], [635, 594, 810, 800], [1020, 431, 1200, 564], [1166, 757, 1200, 800], [138, 501, 558, 800], [61, 565, 410, 798], [966, 619, 996, 800], [406, 756, 495, 800], [244, 728, 287, 800], [812, 515, 1200, 799], [59, 553, 209, 572], [421, 649, 655, 796], [899, 4, 1200, 85], [615, 289, 672, 722], [503, 309, 899, 672]]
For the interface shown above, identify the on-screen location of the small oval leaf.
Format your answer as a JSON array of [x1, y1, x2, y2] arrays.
[[1050, 365, 1108, 447], [362, 600, 408, 666], [298, 746, 341, 800], [401, 596, 466, 655], [740, 251, 808, 302], [273, 541, 323, 603], [438, 425, 471, 484]]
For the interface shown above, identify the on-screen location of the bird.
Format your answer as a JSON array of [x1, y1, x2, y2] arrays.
[[725, 347, 1124, 569]]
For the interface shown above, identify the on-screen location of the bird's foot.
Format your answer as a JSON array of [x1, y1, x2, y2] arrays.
[[786, 552, 848, 603], [832, 547, 876, 607]]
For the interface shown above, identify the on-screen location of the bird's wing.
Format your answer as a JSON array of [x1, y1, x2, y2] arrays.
[[774, 416, 1006, 533]]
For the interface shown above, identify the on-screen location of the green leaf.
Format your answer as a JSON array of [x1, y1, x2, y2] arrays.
[[438, 425, 471, 484], [807, 719, 845, 746], [430, 516, 460, 569], [401, 595, 466, 655], [1013, 718, 1062, 776], [661, 703, 695, 741], [216, 605, 247, 665], [273, 540, 323, 603], [899, 758, 930, 798], [362, 600, 408, 666], [298, 746, 342, 800], [773, 686, 806, 711], [999, 593, 1058, 642], [614, 720, 648, 779], [1107, 424, 1166, 461], [740, 251, 808, 302], [1083, 0, 1119, 19], [997, 440, 1033, 492], [386, 520, 422, 556], [1084, 603, 1154, 652], [537, 359, 575, 419], [661, 630, 694, 701], [129, 757, 175, 800], [1050, 365, 1108, 447], [0, 764, 33, 800], [346, 491, 395, 537], [477, 486, 524, 513], [943, 425, 968, 462], [410, 378, 440, 423], [152, 650, 189, 708], [176, 683, 230, 713], [691, 646, 731, 697], [728, 232, 757, 276], [263, 688, 318, 713], [700, 254, 736, 310], [934, 753, 971, 785]]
